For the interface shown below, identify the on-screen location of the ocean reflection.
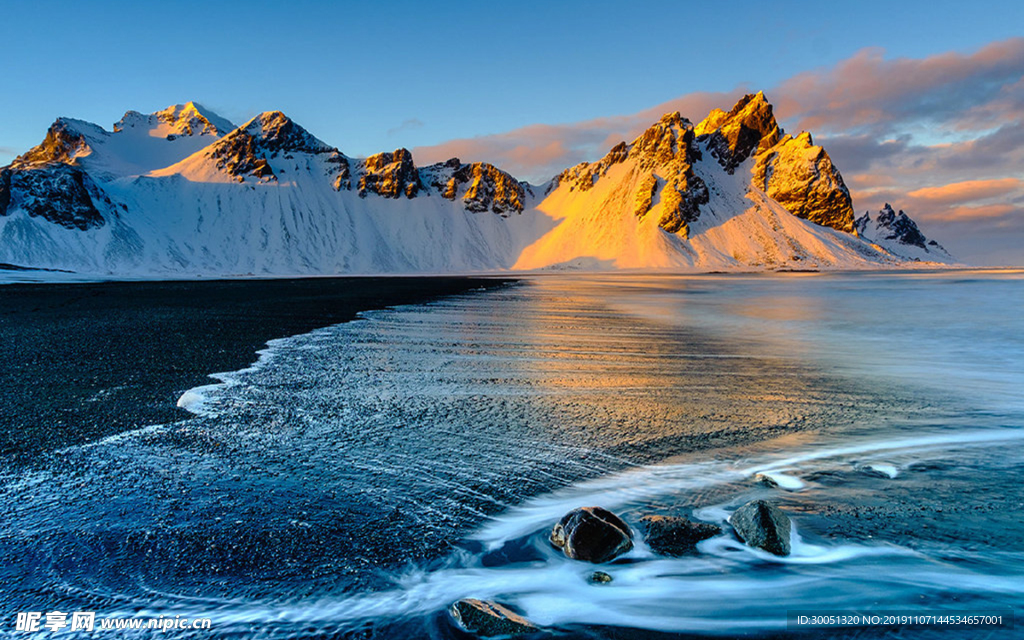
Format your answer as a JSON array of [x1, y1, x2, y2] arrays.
[[0, 271, 1021, 638]]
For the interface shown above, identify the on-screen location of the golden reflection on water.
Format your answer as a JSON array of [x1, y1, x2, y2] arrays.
[[446, 274, 903, 462]]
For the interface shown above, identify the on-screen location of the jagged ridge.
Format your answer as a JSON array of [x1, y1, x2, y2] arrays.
[[208, 111, 339, 182], [423, 158, 528, 215], [0, 96, 954, 274], [115, 102, 234, 139], [855, 204, 949, 261]]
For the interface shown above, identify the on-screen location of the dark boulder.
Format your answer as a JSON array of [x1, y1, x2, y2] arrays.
[[448, 598, 538, 637], [550, 506, 633, 563], [639, 515, 721, 556], [728, 500, 792, 556]]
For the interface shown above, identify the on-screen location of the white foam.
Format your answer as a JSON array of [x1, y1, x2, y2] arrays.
[[754, 471, 805, 490], [862, 463, 899, 478], [472, 428, 1024, 549], [175, 383, 225, 417]]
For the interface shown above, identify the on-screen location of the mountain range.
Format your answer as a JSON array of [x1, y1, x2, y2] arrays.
[[0, 94, 954, 275]]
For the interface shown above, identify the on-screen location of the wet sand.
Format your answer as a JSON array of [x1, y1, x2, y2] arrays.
[[0, 277, 513, 460]]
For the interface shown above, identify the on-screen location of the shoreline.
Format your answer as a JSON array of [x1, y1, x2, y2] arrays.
[[0, 276, 515, 461], [5, 265, 1021, 288]]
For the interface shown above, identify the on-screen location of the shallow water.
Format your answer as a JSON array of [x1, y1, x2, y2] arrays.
[[1, 271, 1021, 638]]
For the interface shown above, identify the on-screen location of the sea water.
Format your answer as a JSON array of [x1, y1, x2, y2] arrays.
[[0, 271, 1021, 638]]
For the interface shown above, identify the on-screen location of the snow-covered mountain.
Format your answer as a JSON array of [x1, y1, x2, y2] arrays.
[[0, 95, 956, 275], [854, 204, 953, 262]]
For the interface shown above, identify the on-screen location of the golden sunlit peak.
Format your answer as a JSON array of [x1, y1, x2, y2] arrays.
[[151, 101, 233, 137]]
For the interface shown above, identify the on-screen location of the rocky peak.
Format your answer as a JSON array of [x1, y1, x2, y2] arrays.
[[555, 112, 699, 194], [627, 112, 708, 237], [207, 111, 338, 182], [114, 102, 234, 138], [358, 148, 421, 198], [554, 109, 710, 237], [696, 91, 781, 172], [856, 204, 932, 249], [428, 160, 527, 215], [752, 131, 855, 232], [241, 112, 335, 155], [158, 102, 233, 136], [628, 111, 696, 169], [14, 118, 106, 167]]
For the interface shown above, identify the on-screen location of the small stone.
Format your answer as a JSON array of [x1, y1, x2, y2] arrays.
[[639, 515, 721, 556], [754, 473, 779, 487], [729, 500, 792, 556], [588, 571, 613, 584], [448, 599, 538, 637]]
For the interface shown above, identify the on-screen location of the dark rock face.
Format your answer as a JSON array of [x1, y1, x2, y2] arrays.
[[211, 131, 276, 181], [448, 598, 538, 637], [550, 506, 633, 563], [423, 158, 528, 214], [859, 204, 928, 248], [3, 118, 109, 229], [853, 205, 950, 260], [752, 132, 855, 232], [639, 515, 721, 556], [696, 92, 781, 173], [445, 162, 526, 214], [0, 164, 106, 230], [209, 112, 338, 183], [0, 168, 11, 216], [247, 111, 335, 156], [326, 152, 351, 191], [358, 148, 421, 198], [729, 500, 792, 556]]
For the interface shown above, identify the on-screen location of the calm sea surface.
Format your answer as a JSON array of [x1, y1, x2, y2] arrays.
[[1, 271, 1021, 638]]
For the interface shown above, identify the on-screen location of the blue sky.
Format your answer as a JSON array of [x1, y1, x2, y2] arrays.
[[2, 0, 1023, 263], [1, 0, 1018, 158]]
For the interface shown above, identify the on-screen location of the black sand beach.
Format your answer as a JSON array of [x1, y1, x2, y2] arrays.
[[0, 276, 512, 461]]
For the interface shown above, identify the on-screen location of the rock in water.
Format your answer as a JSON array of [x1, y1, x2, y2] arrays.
[[754, 473, 779, 488], [728, 500, 792, 556], [448, 599, 538, 637], [588, 570, 613, 584], [639, 515, 721, 556], [550, 506, 633, 563]]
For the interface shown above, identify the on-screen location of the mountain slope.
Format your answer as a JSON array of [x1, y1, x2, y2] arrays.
[[515, 93, 930, 270], [0, 96, 956, 275]]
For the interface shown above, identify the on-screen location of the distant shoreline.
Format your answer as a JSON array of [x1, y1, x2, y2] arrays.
[[4, 262, 1012, 288], [0, 276, 514, 461]]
